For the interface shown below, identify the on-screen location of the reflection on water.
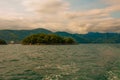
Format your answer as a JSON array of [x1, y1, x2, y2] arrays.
[[0, 44, 120, 80]]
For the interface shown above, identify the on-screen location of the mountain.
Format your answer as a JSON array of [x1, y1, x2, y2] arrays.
[[0, 28, 120, 43], [80, 32, 120, 43], [0, 28, 52, 43], [55, 32, 90, 43]]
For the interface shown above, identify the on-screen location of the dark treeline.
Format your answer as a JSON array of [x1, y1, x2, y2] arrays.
[[0, 39, 7, 45], [0, 28, 120, 43], [22, 33, 76, 45]]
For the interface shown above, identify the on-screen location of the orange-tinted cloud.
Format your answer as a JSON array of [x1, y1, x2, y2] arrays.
[[0, 0, 119, 34]]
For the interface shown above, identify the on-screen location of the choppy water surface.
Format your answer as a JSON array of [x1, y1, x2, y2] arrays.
[[0, 44, 120, 80]]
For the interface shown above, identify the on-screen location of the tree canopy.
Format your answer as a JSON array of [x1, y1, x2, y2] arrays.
[[22, 33, 76, 45], [0, 39, 7, 45]]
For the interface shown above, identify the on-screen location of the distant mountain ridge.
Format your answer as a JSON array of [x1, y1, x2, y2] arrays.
[[0, 28, 120, 43]]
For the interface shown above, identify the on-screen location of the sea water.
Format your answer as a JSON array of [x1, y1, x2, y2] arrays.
[[0, 44, 120, 80]]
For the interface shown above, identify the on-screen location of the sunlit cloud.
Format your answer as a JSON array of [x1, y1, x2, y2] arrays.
[[23, 0, 69, 15], [0, 0, 120, 33]]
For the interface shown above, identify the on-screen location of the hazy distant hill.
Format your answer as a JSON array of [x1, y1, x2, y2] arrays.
[[0, 28, 52, 43], [0, 28, 120, 43]]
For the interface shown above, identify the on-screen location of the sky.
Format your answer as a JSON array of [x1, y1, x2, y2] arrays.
[[0, 0, 120, 34]]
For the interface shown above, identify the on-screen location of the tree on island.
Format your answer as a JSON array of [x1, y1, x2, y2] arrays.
[[0, 39, 7, 45], [21, 33, 76, 45]]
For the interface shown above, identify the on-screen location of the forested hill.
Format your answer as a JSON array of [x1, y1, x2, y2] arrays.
[[0, 28, 120, 43]]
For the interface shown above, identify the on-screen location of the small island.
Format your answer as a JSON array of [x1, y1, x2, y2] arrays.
[[22, 33, 76, 45], [0, 39, 7, 45]]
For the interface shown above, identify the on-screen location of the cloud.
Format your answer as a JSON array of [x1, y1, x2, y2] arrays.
[[23, 0, 69, 15], [0, 18, 34, 30], [22, 0, 69, 23], [0, 0, 120, 34], [102, 0, 120, 5]]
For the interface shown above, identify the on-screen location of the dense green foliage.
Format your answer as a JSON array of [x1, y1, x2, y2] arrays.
[[0, 39, 7, 45], [0, 28, 120, 43], [0, 28, 52, 43], [22, 33, 76, 45]]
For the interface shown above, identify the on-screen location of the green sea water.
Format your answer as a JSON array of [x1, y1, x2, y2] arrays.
[[0, 44, 120, 80]]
